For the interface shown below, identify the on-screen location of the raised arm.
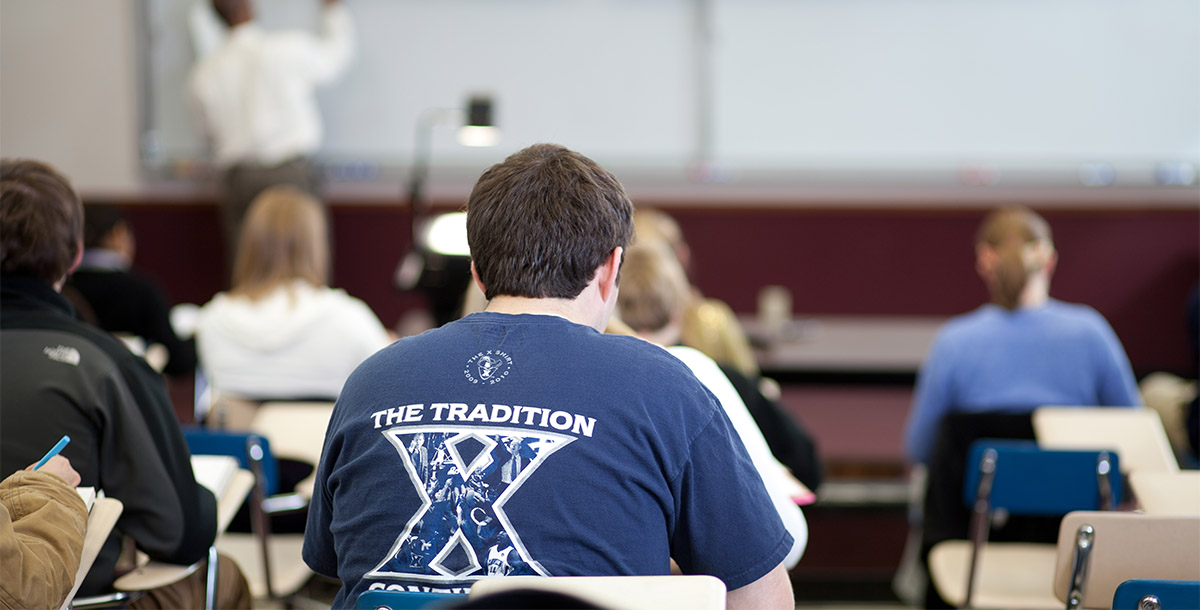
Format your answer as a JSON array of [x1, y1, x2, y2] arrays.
[[306, 0, 355, 83]]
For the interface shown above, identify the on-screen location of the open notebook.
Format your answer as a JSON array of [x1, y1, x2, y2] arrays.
[[76, 487, 96, 512], [191, 455, 239, 497]]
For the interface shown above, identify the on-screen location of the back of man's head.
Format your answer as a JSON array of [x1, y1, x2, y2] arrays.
[[211, 0, 252, 28], [83, 203, 126, 249], [617, 241, 691, 335], [0, 159, 82, 284], [466, 143, 634, 301]]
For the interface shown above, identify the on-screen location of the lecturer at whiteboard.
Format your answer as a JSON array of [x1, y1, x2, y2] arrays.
[[189, 0, 355, 263]]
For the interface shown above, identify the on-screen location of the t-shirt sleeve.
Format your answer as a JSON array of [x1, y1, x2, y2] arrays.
[[302, 420, 340, 579], [302, 474, 337, 578], [669, 407, 793, 591]]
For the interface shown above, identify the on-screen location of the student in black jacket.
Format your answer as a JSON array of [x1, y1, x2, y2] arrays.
[[0, 159, 249, 607], [66, 203, 196, 378]]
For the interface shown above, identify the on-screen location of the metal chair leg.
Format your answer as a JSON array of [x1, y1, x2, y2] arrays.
[[963, 448, 998, 609], [1065, 524, 1095, 610], [204, 545, 218, 610]]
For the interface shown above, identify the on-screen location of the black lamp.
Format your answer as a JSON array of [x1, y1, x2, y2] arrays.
[[459, 96, 498, 147]]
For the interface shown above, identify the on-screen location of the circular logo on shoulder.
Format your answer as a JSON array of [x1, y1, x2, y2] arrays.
[[464, 350, 513, 385]]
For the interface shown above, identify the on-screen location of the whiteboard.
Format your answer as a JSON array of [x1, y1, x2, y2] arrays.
[[141, 0, 1200, 184], [711, 0, 1200, 172], [143, 0, 697, 175]]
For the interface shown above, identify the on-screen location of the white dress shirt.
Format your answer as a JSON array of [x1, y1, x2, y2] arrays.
[[190, 5, 355, 167]]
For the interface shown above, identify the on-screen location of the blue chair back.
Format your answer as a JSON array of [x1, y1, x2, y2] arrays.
[[183, 426, 280, 496], [354, 590, 468, 610], [1112, 579, 1200, 610], [963, 439, 1123, 515]]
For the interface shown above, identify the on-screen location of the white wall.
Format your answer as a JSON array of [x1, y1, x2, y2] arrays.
[[713, 0, 1200, 168], [2, 0, 1197, 199], [0, 0, 142, 194]]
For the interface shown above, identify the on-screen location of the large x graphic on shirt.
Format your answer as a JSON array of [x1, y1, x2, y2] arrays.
[[366, 425, 574, 583]]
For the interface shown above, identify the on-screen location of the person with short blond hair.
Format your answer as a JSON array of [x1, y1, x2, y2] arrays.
[[196, 185, 391, 401]]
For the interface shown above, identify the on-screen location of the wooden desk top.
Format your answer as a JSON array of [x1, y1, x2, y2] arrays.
[[741, 315, 945, 375]]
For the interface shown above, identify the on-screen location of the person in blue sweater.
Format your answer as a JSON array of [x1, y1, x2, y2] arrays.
[[903, 206, 1141, 465]]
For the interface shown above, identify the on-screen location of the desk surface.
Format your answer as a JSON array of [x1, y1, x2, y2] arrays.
[[741, 315, 944, 375]]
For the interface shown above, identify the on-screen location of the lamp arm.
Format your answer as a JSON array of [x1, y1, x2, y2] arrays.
[[407, 107, 464, 242]]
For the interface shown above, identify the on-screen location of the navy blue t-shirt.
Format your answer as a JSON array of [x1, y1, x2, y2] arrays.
[[303, 312, 791, 606]]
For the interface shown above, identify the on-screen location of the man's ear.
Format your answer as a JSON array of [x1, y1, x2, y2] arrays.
[[597, 246, 622, 303], [470, 261, 486, 296], [69, 240, 84, 274], [1043, 249, 1059, 278], [54, 241, 85, 291], [975, 244, 997, 279]]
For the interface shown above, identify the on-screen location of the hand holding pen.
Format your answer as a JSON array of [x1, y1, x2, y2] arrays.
[[24, 435, 81, 486]]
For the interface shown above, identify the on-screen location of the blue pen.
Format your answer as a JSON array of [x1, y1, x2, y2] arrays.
[[33, 435, 70, 470]]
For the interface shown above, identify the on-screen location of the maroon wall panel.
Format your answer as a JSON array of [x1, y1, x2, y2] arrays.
[[118, 201, 426, 331], [677, 209, 985, 315], [675, 207, 1199, 375], [326, 205, 425, 328], [112, 200, 1199, 377], [118, 203, 226, 306]]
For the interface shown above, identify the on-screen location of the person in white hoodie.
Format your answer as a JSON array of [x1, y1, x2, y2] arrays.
[[616, 240, 809, 570], [196, 185, 392, 403]]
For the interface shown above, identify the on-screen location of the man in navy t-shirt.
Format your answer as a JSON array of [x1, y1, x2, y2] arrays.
[[302, 144, 794, 608]]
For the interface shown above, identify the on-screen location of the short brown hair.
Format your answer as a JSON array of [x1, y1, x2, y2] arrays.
[[466, 144, 634, 300], [617, 241, 691, 334], [231, 185, 330, 300], [83, 203, 126, 248], [0, 159, 83, 283]]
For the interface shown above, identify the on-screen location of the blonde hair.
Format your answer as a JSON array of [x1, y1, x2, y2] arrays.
[[617, 241, 691, 334], [231, 186, 330, 300], [976, 206, 1055, 310], [633, 208, 684, 249]]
